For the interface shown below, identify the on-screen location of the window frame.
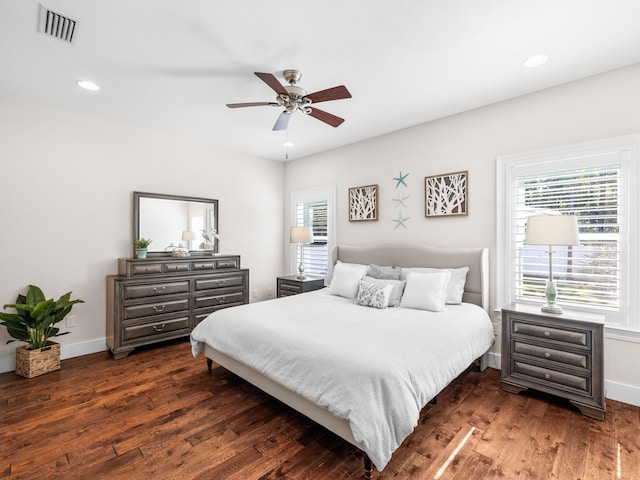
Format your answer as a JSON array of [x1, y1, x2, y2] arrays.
[[290, 185, 336, 278], [496, 134, 640, 342]]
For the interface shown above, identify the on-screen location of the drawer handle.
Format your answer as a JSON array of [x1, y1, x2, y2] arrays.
[[544, 352, 551, 358], [544, 331, 551, 337], [544, 373, 551, 379], [153, 286, 166, 293], [153, 305, 166, 312], [215, 280, 227, 286], [216, 296, 226, 303], [153, 324, 166, 332]]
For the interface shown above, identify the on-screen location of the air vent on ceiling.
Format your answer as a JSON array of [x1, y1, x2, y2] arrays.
[[38, 4, 77, 44]]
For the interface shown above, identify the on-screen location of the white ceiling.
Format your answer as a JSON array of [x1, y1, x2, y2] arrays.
[[2, 1, 640, 162]]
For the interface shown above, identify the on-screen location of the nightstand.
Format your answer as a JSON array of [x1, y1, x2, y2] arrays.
[[501, 303, 605, 420], [277, 275, 325, 298]]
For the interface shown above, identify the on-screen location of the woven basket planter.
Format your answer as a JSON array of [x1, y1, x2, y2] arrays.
[[15, 341, 61, 378]]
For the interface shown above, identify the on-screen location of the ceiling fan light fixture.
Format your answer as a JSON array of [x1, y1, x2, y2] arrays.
[[76, 79, 100, 91], [227, 70, 350, 129], [523, 54, 548, 68]]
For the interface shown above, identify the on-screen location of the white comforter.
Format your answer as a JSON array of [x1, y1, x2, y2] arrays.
[[190, 289, 495, 471]]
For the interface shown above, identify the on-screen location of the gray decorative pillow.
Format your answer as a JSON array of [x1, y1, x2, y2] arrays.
[[355, 280, 393, 309], [362, 276, 406, 307], [367, 264, 402, 280]]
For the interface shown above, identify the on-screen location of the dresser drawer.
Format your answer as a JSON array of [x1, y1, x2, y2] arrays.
[[280, 283, 302, 294], [513, 341, 588, 369], [194, 274, 245, 291], [164, 262, 190, 273], [122, 316, 190, 341], [123, 280, 190, 300], [194, 291, 245, 309], [131, 263, 163, 276], [192, 261, 216, 271], [123, 298, 190, 320], [193, 303, 242, 325], [512, 320, 589, 347], [513, 361, 589, 393], [216, 258, 239, 269]]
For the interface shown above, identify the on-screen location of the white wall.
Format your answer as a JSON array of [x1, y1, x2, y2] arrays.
[[284, 62, 640, 406], [0, 96, 284, 370]]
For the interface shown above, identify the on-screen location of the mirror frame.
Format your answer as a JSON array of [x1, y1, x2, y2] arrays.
[[133, 191, 219, 257]]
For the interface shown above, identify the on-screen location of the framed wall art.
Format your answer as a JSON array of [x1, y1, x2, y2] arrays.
[[349, 184, 378, 221], [425, 171, 468, 217]]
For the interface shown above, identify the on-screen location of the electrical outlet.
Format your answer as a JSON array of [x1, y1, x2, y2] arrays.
[[267, 287, 273, 297], [66, 315, 76, 328], [252, 289, 258, 299]]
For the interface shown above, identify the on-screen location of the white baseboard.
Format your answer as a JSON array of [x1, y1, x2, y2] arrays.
[[605, 380, 640, 407], [0, 337, 106, 374]]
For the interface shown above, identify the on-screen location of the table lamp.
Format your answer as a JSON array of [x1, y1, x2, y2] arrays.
[[290, 226, 312, 279], [524, 215, 579, 314]]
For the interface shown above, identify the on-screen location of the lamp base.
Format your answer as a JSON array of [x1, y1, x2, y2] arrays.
[[541, 304, 563, 314], [297, 261, 305, 280]]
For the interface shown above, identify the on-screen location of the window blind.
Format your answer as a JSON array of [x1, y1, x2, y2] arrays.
[[294, 200, 328, 276], [514, 165, 620, 310]]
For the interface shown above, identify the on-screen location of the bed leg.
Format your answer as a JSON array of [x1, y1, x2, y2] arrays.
[[206, 358, 212, 373], [363, 455, 373, 479]]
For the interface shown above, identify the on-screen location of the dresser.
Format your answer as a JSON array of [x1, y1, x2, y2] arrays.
[[277, 275, 325, 297], [107, 255, 249, 359], [501, 303, 605, 419]]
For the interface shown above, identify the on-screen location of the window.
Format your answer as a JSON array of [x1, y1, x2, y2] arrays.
[[497, 135, 640, 340], [290, 186, 336, 277]]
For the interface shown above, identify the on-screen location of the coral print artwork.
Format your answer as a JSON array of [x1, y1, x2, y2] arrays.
[[425, 171, 468, 217], [349, 184, 378, 221]]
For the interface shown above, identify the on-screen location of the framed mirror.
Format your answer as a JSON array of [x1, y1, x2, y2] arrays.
[[133, 192, 219, 257]]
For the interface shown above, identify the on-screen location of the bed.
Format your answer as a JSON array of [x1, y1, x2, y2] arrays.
[[190, 242, 495, 478]]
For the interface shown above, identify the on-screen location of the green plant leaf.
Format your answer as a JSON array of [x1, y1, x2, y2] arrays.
[[26, 285, 46, 306]]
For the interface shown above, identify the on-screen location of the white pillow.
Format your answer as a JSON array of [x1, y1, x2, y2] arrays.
[[329, 261, 369, 299], [400, 271, 451, 312], [355, 280, 394, 309], [362, 276, 406, 307], [401, 267, 469, 304]]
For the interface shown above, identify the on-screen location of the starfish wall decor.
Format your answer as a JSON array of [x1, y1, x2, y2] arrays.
[[393, 171, 409, 188], [393, 211, 410, 229]]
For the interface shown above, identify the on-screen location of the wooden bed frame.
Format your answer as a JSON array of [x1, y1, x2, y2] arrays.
[[203, 242, 490, 478]]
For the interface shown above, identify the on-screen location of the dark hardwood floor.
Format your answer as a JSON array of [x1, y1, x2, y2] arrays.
[[1, 339, 638, 479]]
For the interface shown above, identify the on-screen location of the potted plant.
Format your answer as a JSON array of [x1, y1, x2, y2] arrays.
[[0, 285, 84, 378], [134, 237, 152, 259]]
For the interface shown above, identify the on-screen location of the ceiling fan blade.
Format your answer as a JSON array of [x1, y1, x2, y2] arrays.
[[226, 102, 278, 108], [305, 85, 352, 104], [255, 72, 289, 96], [307, 108, 345, 127], [273, 111, 292, 131]]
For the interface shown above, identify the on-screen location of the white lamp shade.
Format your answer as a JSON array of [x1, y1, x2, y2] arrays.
[[182, 231, 195, 241], [290, 226, 312, 244], [524, 215, 580, 246]]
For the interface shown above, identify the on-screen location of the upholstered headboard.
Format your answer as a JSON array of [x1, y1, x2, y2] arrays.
[[330, 243, 489, 312]]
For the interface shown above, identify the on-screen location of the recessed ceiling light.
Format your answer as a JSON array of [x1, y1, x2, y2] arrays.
[[523, 54, 548, 68], [76, 80, 100, 91], [283, 141, 294, 148]]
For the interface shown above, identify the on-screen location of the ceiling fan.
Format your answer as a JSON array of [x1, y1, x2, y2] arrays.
[[226, 70, 352, 131]]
